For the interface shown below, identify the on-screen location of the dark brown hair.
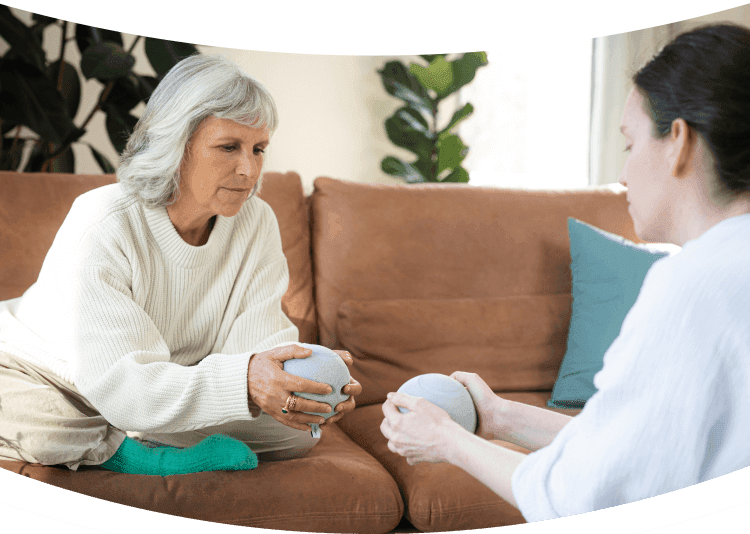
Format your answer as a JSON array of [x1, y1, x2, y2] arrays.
[[633, 23, 750, 195]]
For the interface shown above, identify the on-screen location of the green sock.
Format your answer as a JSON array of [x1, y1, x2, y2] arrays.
[[100, 434, 258, 476]]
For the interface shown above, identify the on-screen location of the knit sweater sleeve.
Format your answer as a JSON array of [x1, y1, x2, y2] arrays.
[[218, 203, 299, 357], [66, 260, 254, 434]]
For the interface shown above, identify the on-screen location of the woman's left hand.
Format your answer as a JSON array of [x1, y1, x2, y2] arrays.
[[318, 350, 362, 428], [380, 392, 461, 465]]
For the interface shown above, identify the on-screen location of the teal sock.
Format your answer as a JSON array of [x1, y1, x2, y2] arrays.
[[100, 434, 258, 476]]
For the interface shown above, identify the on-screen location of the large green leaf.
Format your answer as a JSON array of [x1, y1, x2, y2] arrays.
[[24, 141, 46, 172], [436, 134, 468, 175], [413, 156, 437, 182], [107, 74, 143, 111], [439, 166, 470, 183], [410, 56, 453, 95], [87, 143, 116, 174], [47, 60, 82, 119], [23, 141, 74, 173], [136, 75, 159, 100], [436, 52, 488, 99], [145, 38, 198, 78], [80, 42, 136, 80], [47, 145, 76, 173], [438, 103, 474, 139], [0, 58, 74, 145], [75, 24, 123, 55], [0, 6, 46, 71], [379, 60, 433, 114], [104, 103, 139, 154], [0, 137, 24, 171], [384, 108, 434, 161], [381, 156, 426, 183]]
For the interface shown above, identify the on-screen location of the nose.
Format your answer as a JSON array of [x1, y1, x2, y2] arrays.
[[237, 150, 258, 177]]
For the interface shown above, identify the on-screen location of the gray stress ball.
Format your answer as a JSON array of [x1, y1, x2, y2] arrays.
[[283, 343, 351, 438], [396, 373, 477, 433]]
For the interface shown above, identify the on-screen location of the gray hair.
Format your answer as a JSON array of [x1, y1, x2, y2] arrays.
[[116, 54, 278, 208]]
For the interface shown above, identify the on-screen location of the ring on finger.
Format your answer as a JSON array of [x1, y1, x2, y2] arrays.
[[283, 394, 297, 414]]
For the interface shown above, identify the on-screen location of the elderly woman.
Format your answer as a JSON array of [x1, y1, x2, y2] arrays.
[[0, 54, 361, 475], [381, 23, 750, 520]]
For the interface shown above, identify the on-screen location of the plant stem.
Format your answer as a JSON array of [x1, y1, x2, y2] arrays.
[[127, 35, 142, 55], [81, 80, 115, 131], [431, 101, 438, 181], [56, 20, 68, 91]]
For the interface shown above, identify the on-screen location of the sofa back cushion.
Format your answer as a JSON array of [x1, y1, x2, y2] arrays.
[[0, 171, 317, 344], [310, 177, 638, 403], [0, 172, 117, 301]]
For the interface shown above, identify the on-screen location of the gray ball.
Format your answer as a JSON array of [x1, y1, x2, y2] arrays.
[[283, 343, 351, 437], [396, 373, 477, 433]]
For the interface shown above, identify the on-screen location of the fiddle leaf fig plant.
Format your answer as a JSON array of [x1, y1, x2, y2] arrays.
[[378, 52, 488, 183], [0, 6, 200, 173]]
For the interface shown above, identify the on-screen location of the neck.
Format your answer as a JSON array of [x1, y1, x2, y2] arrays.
[[674, 188, 750, 246], [166, 204, 216, 246]]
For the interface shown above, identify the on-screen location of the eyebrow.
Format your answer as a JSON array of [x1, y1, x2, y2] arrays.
[[216, 137, 270, 145]]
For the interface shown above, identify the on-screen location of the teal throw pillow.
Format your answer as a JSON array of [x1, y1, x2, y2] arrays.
[[548, 218, 678, 409]]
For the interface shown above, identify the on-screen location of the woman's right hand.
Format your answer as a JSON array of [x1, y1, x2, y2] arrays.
[[450, 371, 507, 441], [247, 345, 335, 432]]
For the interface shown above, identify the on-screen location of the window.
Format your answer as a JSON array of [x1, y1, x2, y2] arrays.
[[459, 39, 593, 190]]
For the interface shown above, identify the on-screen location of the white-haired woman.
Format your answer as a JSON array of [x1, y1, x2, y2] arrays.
[[0, 54, 361, 475]]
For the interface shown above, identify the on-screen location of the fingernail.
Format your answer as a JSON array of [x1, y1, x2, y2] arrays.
[[387, 392, 393, 399], [319, 419, 325, 424]]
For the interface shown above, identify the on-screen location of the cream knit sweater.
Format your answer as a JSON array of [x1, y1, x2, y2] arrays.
[[0, 184, 298, 434]]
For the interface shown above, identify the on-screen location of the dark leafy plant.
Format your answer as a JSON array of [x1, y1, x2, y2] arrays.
[[378, 52, 488, 183], [0, 5, 199, 172]]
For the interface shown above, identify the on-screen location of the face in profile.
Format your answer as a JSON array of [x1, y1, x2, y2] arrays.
[[176, 116, 270, 221], [618, 88, 674, 244]]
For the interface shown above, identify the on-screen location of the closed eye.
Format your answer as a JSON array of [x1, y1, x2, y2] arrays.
[[221, 144, 237, 152], [254, 146, 266, 155]]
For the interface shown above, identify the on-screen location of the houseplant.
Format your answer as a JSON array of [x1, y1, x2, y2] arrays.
[[0, 6, 199, 173], [378, 52, 488, 183]]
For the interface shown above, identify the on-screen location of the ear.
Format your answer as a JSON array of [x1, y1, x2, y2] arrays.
[[667, 118, 693, 178]]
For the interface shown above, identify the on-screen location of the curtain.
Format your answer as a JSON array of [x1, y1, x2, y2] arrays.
[[588, 25, 675, 186]]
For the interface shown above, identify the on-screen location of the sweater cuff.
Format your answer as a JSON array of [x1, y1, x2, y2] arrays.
[[511, 447, 560, 522], [213, 352, 257, 421]]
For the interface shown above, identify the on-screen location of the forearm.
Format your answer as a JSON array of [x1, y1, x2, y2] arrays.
[[494, 399, 573, 452], [445, 429, 526, 509]]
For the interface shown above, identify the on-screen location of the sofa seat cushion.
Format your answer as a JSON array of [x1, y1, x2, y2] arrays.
[[0, 423, 403, 533], [337, 296, 572, 406], [337, 392, 580, 532]]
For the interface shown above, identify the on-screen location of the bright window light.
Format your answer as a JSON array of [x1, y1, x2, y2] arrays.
[[460, 39, 593, 190]]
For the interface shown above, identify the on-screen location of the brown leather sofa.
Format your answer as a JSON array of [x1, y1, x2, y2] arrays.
[[0, 171, 639, 532]]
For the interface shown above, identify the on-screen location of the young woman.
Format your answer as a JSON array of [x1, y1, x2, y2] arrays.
[[381, 23, 750, 520]]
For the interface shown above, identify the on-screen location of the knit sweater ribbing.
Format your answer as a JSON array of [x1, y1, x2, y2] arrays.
[[0, 184, 298, 433]]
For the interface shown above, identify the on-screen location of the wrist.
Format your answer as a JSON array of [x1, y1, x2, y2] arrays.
[[491, 396, 517, 441]]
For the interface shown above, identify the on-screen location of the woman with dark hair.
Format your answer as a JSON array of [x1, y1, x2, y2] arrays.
[[381, 23, 750, 520], [0, 54, 362, 475]]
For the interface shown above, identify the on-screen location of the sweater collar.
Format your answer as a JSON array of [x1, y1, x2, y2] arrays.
[[143, 204, 233, 269]]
